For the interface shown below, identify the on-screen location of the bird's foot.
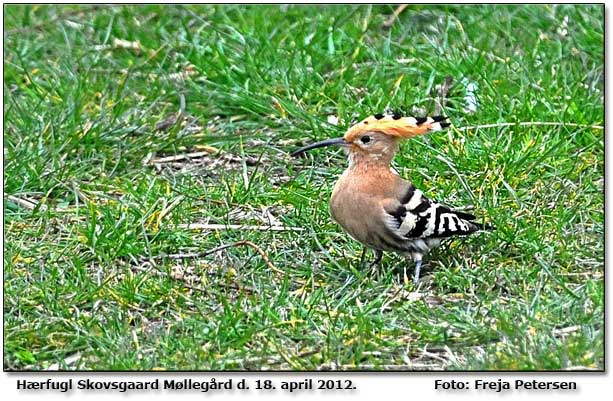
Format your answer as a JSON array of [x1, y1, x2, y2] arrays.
[[359, 247, 367, 266], [402, 258, 424, 287], [368, 249, 383, 269], [359, 248, 383, 269], [362, 249, 383, 280], [413, 259, 422, 286]]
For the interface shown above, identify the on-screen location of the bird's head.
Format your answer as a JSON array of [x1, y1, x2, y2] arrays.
[[291, 112, 450, 164]]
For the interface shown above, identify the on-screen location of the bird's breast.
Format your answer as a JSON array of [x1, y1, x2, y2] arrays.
[[329, 171, 390, 249]]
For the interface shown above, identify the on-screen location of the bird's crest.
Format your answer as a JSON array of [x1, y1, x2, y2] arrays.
[[344, 111, 451, 142]]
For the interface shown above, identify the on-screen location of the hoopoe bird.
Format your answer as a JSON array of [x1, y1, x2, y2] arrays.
[[291, 111, 491, 285]]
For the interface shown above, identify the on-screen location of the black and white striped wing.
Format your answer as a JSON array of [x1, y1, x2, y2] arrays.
[[384, 185, 483, 241]]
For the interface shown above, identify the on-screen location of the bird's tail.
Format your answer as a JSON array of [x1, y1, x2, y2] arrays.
[[453, 210, 495, 232], [473, 221, 496, 231]]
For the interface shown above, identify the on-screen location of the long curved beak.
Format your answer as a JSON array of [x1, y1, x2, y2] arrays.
[[290, 137, 348, 157]]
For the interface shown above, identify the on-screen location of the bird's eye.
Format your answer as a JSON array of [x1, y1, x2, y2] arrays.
[[361, 135, 371, 144]]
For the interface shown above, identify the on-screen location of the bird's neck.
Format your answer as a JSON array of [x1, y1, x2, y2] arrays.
[[347, 151, 395, 175]]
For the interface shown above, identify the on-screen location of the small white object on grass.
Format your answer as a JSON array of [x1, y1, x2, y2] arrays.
[[462, 78, 479, 114], [327, 115, 339, 126]]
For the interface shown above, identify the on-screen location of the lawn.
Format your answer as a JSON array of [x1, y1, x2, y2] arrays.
[[3, 4, 604, 370]]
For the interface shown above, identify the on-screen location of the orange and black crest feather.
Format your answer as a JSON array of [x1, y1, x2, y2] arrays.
[[344, 112, 450, 141]]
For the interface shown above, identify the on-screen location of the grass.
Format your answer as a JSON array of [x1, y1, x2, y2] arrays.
[[3, 4, 603, 371]]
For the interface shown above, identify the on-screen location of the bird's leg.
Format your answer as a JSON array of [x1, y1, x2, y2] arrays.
[[359, 247, 368, 266], [367, 249, 383, 280], [413, 255, 423, 286], [369, 249, 383, 268]]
